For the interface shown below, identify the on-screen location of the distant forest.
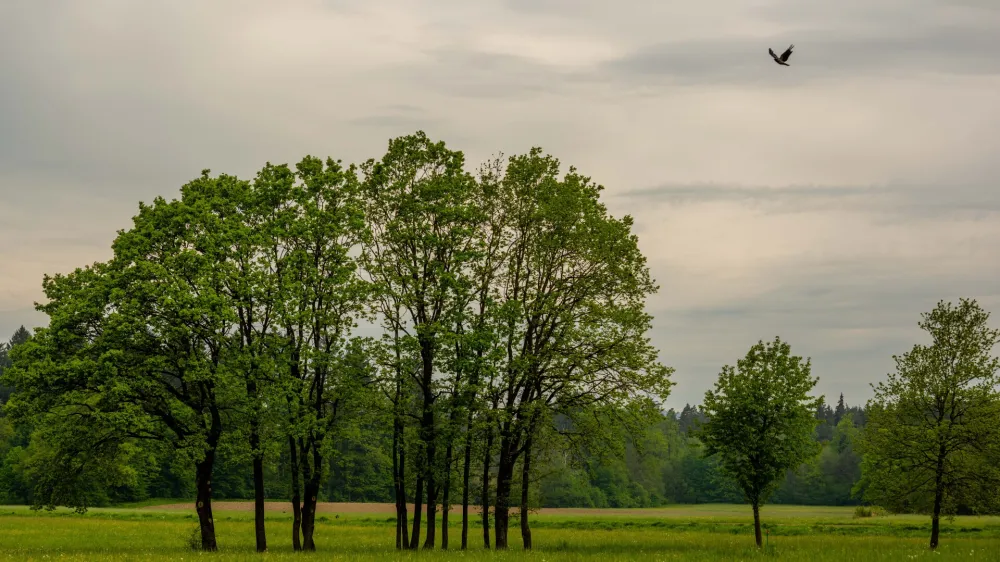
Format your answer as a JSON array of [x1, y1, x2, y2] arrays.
[[2, 323, 864, 509]]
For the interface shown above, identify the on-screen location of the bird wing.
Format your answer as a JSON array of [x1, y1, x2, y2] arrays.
[[769, 48, 779, 60], [780, 44, 794, 61]]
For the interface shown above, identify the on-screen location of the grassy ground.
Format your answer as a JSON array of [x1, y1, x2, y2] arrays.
[[1, 503, 999, 561]]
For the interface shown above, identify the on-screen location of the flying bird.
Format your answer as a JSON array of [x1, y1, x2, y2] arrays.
[[769, 44, 794, 66]]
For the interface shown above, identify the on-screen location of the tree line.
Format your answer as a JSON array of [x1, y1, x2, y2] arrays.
[[1, 131, 999, 553]]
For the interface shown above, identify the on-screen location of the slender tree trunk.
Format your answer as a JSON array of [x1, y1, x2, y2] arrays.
[[194, 449, 218, 551], [393, 420, 401, 550], [391, 323, 410, 549], [419, 337, 438, 549], [287, 338, 304, 551], [288, 436, 302, 551], [425, 480, 438, 548], [752, 501, 762, 548], [461, 418, 474, 550], [393, 416, 409, 549], [249, 412, 267, 552], [399, 444, 410, 549], [441, 441, 453, 549], [493, 442, 515, 550], [410, 474, 424, 549], [930, 507, 941, 550], [482, 426, 493, 549], [519, 439, 533, 550], [301, 442, 322, 551], [930, 448, 946, 550]]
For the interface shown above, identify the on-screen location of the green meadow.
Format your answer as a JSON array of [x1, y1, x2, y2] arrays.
[[2, 503, 999, 561]]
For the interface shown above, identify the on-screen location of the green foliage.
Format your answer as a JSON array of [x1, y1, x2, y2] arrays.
[[856, 298, 1000, 547], [699, 337, 823, 509], [853, 505, 886, 518]]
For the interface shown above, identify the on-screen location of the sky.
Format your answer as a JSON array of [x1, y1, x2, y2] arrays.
[[2, 0, 1000, 409]]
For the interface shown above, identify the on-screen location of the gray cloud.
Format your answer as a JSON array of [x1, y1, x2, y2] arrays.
[[617, 183, 1000, 221], [2, 0, 1000, 410], [600, 23, 1000, 87]]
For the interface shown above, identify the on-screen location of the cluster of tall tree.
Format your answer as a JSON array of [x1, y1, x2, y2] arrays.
[[0, 132, 672, 552]]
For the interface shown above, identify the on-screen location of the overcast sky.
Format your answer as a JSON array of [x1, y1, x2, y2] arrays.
[[2, 0, 999, 409]]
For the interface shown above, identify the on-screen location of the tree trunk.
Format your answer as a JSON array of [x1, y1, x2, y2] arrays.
[[250, 416, 267, 553], [301, 443, 322, 551], [419, 336, 438, 550], [752, 502, 762, 548], [424, 481, 438, 548], [461, 421, 473, 550], [288, 436, 302, 551], [410, 474, 423, 549], [194, 449, 218, 551], [393, 416, 409, 549], [930, 448, 946, 550], [301, 479, 320, 551], [493, 443, 515, 550], [482, 427, 493, 549], [391, 326, 410, 549], [442, 441, 453, 549], [930, 509, 941, 550], [519, 439, 532, 550]]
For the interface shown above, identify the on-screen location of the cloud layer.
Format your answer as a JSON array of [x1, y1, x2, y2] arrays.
[[2, 0, 999, 407]]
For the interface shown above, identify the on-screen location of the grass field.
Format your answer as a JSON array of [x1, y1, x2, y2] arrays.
[[2, 502, 999, 561]]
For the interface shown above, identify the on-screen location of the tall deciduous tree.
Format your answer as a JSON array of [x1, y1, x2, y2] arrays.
[[483, 149, 672, 549], [699, 337, 821, 548], [856, 298, 1000, 550], [271, 156, 372, 551], [360, 132, 479, 549], [3, 174, 248, 550]]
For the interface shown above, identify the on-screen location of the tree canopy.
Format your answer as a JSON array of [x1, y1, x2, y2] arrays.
[[856, 298, 1000, 549], [699, 336, 821, 547]]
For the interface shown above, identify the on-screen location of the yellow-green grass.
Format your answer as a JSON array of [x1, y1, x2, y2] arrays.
[[1, 504, 999, 561]]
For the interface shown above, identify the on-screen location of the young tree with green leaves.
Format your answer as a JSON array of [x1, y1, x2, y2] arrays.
[[699, 337, 821, 548], [856, 298, 1000, 550]]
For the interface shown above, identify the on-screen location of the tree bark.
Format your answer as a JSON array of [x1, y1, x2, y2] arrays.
[[752, 501, 762, 548], [519, 439, 532, 550], [301, 442, 322, 551], [194, 449, 218, 551], [410, 474, 423, 549], [424, 481, 438, 548], [288, 436, 302, 551], [493, 440, 515, 550], [930, 447, 946, 550], [250, 414, 267, 552], [460, 419, 473, 550], [441, 441, 453, 549], [393, 415, 410, 549], [391, 323, 410, 549], [419, 336, 438, 549], [482, 426, 493, 549]]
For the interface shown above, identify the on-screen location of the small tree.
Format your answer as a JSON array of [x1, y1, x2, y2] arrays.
[[856, 298, 1000, 550], [699, 337, 821, 547]]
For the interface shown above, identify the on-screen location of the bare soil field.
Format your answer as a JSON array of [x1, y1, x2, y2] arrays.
[[141, 501, 839, 517]]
